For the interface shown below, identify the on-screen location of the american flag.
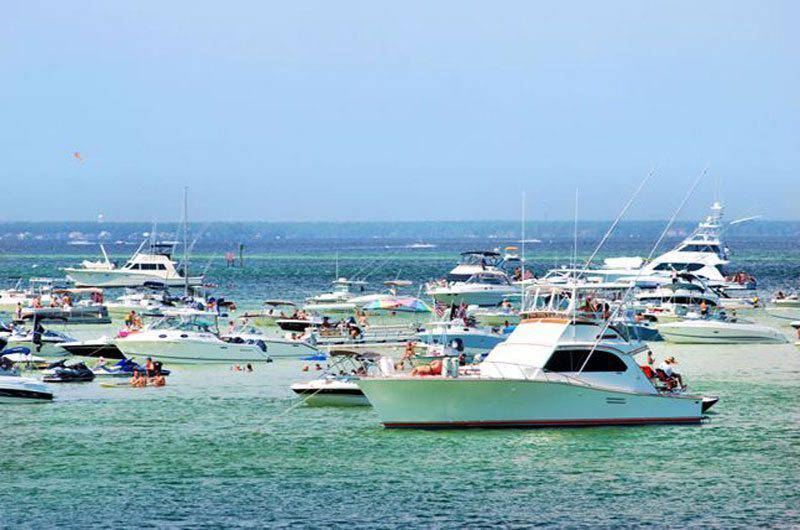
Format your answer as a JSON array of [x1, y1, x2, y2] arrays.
[[434, 301, 447, 318], [456, 301, 468, 320]]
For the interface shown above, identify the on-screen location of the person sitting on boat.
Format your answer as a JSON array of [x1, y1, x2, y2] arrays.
[[33, 296, 43, 309], [14, 302, 23, 320], [94, 356, 107, 369], [699, 300, 709, 317], [658, 357, 684, 389]]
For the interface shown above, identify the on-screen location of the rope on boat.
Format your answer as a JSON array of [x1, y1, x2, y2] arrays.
[[261, 384, 329, 429]]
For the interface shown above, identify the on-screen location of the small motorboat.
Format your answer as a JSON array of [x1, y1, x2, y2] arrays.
[[59, 337, 126, 359], [658, 318, 787, 344], [290, 350, 383, 406], [42, 360, 95, 383], [0, 355, 53, 403]]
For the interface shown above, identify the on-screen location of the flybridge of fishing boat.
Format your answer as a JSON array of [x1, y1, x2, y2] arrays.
[[65, 239, 203, 288]]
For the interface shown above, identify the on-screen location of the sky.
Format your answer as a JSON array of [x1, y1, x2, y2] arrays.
[[1, 1, 798, 222]]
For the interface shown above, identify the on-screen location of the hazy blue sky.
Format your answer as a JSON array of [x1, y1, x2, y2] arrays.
[[2, 1, 798, 222]]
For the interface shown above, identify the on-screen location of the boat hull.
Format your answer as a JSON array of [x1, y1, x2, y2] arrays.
[[658, 322, 788, 344], [291, 385, 369, 406], [428, 288, 516, 308], [357, 377, 703, 428], [0, 377, 53, 403], [115, 339, 269, 364], [416, 330, 506, 354], [65, 269, 203, 288]]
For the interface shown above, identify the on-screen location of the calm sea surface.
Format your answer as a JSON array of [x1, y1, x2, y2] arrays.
[[1, 230, 799, 528]]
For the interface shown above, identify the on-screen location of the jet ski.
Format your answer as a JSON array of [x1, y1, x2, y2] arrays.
[[42, 360, 95, 383], [92, 358, 171, 378]]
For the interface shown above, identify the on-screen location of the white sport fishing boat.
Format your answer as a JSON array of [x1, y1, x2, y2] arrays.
[[658, 317, 787, 344], [114, 315, 270, 364], [426, 251, 517, 307], [357, 284, 711, 429], [550, 203, 757, 292], [65, 240, 203, 288]]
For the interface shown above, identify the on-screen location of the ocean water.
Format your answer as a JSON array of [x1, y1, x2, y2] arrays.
[[1, 230, 799, 528]]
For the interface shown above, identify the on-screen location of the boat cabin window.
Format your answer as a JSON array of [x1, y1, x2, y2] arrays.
[[129, 264, 141, 270], [680, 244, 721, 254], [447, 273, 473, 283], [652, 262, 704, 272], [544, 349, 628, 373], [473, 274, 508, 285]]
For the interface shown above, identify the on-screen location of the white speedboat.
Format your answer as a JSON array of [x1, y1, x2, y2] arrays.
[[0, 358, 53, 403], [303, 279, 369, 313], [0, 373, 53, 403], [658, 318, 788, 344], [290, 350, 382, 406], [426, 251, 517, 307], [114, 315, 270, 364], [65, 240, 203, 288], [221, 322, 320, 359], [416, 320, 508, 355], [0, 323, 75, 357], [357, 284, 710, 429]]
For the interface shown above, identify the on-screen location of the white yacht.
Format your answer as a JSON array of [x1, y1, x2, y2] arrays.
[[553, 203, 756, 291], [303, 278, 369, 313], [357, 284, 710, 429], [114, 315, 270, 364], [632, 274, 720, 321], [65, 240, 203, 288], [426, 251, 517, 307], [658, 317, 787, 344]]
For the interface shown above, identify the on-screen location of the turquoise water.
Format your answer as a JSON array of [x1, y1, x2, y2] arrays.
[[1, 235, 800, 527]]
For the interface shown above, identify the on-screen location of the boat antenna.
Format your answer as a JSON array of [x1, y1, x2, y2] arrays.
[[521, 189, 526, 310], [580, 167, 656, 272], [183, 186, 189, 298], [576, 166, 707, 375], [572, 187, 578, 277], [335, 250, 339, 280]]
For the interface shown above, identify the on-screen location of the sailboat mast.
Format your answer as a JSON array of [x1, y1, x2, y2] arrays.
[[183, 186, 189, 297]]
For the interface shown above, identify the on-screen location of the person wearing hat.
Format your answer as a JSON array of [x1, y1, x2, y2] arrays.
[[658, 356, 684, 389]]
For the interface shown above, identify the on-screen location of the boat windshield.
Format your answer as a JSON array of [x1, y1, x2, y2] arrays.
[[151, 317, 215, 333]]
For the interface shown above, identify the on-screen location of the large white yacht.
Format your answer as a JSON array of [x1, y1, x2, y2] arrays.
[[426, 251, 517, 307], [550, 203, 755, 291], [114, 315, 270, 364], [358, 284, 710, 428], [65, 240, 203, 288]]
